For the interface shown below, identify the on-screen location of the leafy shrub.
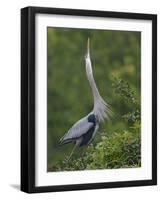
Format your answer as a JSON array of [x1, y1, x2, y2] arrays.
[[112, 77, 138, 105], [49, 128, 140, 171], [112, 77, 140, 124]]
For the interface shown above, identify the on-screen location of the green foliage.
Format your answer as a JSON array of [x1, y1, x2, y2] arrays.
[[49, 130, 141, 171], [112, 78, 140, 124], [112, 77, 138, 105], [47, 27, 141, 171]]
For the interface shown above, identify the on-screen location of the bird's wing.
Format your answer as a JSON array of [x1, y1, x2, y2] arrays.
[[61, 116, 94, 142]]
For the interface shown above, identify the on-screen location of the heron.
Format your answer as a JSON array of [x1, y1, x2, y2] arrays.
[[59, 38, 111, 161]]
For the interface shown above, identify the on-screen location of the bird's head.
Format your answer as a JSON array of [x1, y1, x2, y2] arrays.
[[84, 37, 90, 60], [84, 38, 93, 76]]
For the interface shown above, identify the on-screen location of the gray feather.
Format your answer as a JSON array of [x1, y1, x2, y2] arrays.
[[60, 115, 93, 143]]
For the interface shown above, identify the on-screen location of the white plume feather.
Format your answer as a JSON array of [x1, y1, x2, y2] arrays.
[[85, 38, 112, 122]]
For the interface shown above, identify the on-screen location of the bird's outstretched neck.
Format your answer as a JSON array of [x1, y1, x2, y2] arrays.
[[85, 38, 111, 122]]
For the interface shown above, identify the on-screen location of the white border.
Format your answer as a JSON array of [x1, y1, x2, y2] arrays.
[[35, 14, 152, 186]]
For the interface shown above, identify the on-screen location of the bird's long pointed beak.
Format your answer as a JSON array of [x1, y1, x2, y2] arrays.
[[87, 37, 90, 56]]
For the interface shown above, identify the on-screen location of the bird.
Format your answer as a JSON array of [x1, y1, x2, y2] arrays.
[[59, 38, 112, 161]]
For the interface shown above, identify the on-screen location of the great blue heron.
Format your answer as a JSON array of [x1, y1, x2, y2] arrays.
[[59, 38, 111, 160]]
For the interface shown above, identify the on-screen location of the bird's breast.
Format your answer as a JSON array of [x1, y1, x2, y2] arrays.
[[78, 123, 99, 147]]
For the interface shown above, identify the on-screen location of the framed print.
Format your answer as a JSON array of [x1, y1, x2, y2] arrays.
[[21, 6, 157, 193]]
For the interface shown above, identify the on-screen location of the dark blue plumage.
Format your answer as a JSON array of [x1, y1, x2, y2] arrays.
[[87, 114, 96, 125], [79, 125, 95, 147]]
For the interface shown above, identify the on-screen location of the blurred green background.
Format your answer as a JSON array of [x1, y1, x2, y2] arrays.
[[47, 27, 141, 171]]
